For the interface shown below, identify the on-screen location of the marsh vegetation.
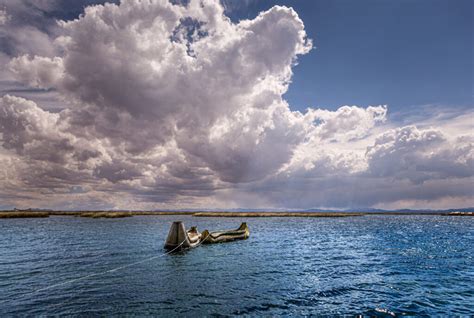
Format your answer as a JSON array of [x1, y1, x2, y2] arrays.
[[0, 210, 471, 219], [0, 212, 50, 218]]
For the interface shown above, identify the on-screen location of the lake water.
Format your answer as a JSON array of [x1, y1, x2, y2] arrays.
[[0, 215, 473, 316]]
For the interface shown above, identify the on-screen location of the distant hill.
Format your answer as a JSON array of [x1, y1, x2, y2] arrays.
[[305, 207, 474, 213], [154, 207, 474, 213], [2, 207, 473, 213]]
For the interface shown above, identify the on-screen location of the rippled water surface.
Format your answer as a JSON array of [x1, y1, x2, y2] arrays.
[[0, 215, 473, 316]]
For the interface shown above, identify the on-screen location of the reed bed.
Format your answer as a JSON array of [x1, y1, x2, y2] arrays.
[[79, 212, 133, 218], [1, 210, 470, 219], [0, 212, 50, 218], [193, 212, 364, 217], [446, 211, 473, 216], [132, 211, 196, 216]]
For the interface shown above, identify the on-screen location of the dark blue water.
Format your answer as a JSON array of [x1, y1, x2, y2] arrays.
[[0, 215, 473, 316]]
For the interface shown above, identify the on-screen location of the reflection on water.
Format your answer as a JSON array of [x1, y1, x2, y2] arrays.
[[0, 215, 473, 315]]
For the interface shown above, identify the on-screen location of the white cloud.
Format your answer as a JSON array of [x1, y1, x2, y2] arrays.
[[0, 8, 10, 25], [308, 105, 387, 142], [366, 126, 473, 183], [9, 55, 64, 89]]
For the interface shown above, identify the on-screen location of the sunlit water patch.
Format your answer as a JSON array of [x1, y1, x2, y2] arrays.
[[0, 215, 473, 316]]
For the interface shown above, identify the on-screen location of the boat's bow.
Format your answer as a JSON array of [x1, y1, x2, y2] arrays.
[[164, 221, 201, 250]]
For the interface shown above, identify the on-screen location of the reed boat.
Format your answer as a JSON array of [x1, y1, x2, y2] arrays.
[[164, 221, 202, 250], [200, 222, 250, 244], [164, 222, 250, 250]]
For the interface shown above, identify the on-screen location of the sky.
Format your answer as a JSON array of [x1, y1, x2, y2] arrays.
[[0, 0, 472, 210], [227, 0, 473, 114]]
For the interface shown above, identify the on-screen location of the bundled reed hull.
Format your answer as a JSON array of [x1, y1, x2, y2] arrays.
[[201, 222, 249, 244], [164, 221, 201, 250]]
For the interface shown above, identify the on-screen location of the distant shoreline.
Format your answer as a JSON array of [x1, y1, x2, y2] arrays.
[[0, 210, 472, 219]]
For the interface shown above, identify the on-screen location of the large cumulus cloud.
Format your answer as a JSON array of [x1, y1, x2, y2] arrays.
[[0, 0, 472, 210], [367, 126, 473, 183]]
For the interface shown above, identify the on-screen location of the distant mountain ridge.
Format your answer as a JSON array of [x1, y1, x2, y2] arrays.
[[303, 207, 474, 213], [150, 207, 473, 213], [3, 207, 474, 213]]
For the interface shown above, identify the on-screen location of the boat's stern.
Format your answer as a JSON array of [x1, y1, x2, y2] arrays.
[[238, 222, 250, 239]]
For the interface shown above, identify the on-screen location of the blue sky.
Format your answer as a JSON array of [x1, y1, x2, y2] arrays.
[[226, 0, 472, 114]]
